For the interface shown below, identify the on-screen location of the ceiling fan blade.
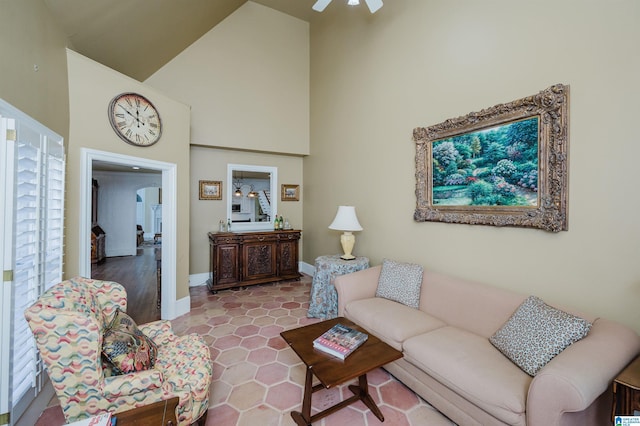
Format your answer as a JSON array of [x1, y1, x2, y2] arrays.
[[312, 0, 333, 12], [364, 0, 383, 13]]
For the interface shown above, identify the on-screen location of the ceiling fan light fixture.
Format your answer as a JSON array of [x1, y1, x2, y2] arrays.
[[312, 0, 332, 12], [313, 0, 382, 13], [365, 0, 383, 13]]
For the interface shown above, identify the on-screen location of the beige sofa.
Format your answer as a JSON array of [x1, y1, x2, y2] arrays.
[[335, 265, 640, 426]]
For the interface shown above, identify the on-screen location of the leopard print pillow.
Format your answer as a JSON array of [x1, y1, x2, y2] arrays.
[[489, 295, 592, 376], [375, 259, 423, 309]]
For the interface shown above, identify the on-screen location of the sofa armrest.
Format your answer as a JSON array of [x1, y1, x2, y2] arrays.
[[335, 265, 382, 316], [527, 318, 640, 426], [102, 369, 163, 397]]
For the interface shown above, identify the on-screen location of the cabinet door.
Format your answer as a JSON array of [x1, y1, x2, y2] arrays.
[[214, 244, 240, 287], [242, 240, 277, 282], [278, 238, 299, 278]]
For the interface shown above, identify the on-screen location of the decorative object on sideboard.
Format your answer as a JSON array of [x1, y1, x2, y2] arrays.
[[199, 180, 222, 200], [329, 206, 363, 260], [281, 184, 300, 201], [413, 83, 569, 232]]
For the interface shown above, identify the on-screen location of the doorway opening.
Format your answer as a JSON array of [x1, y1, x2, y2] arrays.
[[79, 148, 178, 319], [137, 186, 163, 242]]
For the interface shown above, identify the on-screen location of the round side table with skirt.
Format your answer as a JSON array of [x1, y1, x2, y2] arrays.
[[307, 255, 370, 319]]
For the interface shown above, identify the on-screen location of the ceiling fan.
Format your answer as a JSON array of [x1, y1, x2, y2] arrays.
[[312, 0, 383, 14]]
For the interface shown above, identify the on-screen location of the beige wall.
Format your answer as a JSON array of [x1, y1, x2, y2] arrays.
[[146, 1, 309, 275], [65, 50, 192, 300], [190, 146, 304, 274], [305, 0, 640, 332], [0, 0, 69, 148], [6, 0, 639, 334], [146, 1, 310, 155]]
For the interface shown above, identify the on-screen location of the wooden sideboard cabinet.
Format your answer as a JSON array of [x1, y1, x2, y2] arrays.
[[207, 229, 301, 292]]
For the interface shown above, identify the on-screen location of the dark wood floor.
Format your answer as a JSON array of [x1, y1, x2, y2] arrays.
[[91, 243, 160, 324]]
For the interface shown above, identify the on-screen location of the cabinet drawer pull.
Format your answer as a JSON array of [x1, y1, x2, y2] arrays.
[[258, 236, 265, 241], [225, 238, 231, 243]]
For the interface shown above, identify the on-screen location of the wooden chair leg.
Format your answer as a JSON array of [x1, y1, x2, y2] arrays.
[[193, 408, 208, 426]]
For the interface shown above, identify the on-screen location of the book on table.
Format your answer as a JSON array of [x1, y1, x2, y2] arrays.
[[65, 412, 112, 426], [313, 323, 368, 360]]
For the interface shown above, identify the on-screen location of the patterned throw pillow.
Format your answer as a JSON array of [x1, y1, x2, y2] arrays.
[[102, 308, 157, 375], [375, 259, 423, 309], [489, 295, 592, 376]]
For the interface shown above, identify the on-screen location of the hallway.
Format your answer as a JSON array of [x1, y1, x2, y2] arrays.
[[91, 242, 161, 324]]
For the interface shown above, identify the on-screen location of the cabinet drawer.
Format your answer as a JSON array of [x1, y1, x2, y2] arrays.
[[240, 233, 278, 243], [278, 231, 301, 241], [211, 235, 241, 244]]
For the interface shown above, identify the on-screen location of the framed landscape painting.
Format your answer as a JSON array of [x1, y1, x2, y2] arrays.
[[413, 84, 569, 232]]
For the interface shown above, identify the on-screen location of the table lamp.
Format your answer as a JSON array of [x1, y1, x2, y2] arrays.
[[328, 206, 363, 260]]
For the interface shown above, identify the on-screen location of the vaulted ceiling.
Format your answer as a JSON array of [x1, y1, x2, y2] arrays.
[[43, 0, 317, 81]]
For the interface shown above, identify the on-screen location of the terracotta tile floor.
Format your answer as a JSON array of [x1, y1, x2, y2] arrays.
[[172, 275, 456, 426]]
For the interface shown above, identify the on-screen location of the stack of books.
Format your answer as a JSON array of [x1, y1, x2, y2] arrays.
[[313, 323, 368, 360]]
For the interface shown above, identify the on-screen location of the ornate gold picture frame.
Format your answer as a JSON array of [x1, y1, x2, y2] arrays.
[[413, 84, 569, 232], [199, 180, 222, 200], [281, 184, 300, 201]]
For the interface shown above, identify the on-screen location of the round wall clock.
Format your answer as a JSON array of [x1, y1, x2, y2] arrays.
[[108, 92, 162, 147]]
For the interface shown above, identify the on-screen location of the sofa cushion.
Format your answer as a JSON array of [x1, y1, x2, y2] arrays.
[[418, 271, 527, 338], [403, 326, 531, 426], [489, 295, 592, 376], [102, 308, 158, 375], [375, 259, 423, 309], [344, 297, 445, 350]]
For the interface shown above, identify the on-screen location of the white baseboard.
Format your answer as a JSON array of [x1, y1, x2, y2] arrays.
[[174, 295, 191, 318], [299, 261, 314, 276], [188, 262, 314, 289], [189, 272, 209, 287]]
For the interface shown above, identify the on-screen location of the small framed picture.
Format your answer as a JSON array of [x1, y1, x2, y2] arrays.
[[199, 180, 222, 200], [281, 184, 300, 201]]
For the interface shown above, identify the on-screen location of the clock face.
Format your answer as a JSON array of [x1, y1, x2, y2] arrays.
[[108, 93, 162, 146]]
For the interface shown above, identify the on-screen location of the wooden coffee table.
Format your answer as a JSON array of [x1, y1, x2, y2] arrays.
[[280, 317, 402, 425]]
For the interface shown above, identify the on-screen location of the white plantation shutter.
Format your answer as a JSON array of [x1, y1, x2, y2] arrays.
[[0, 98, 64, 425]]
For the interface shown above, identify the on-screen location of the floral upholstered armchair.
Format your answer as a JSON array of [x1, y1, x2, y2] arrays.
[[24, 277, 212, 425]]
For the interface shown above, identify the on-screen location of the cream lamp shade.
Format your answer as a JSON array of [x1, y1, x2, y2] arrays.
[[328, 206, 363, 260]]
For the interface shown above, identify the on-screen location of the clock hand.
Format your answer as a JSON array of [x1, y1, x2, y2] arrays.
[[120, 105, 147, 128], [134, 108, 147, 128], [120, 105, 140, 122]]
